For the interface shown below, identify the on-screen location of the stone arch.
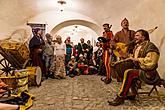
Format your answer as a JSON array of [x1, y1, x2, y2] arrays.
[[50, 19, 102, 36]]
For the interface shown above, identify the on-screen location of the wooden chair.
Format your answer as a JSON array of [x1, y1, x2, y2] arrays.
[[135, 72, 165, 103]]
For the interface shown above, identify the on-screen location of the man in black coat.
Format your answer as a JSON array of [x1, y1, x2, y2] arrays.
[[77, 38, 88, 58]]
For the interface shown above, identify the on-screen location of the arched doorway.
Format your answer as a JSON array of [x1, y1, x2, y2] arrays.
[[50, 20, 102, 45]]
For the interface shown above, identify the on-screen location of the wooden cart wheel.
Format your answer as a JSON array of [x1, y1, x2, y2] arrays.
[[0, 58, 15, 76]]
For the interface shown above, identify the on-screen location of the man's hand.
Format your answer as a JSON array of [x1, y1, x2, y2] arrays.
[[36, 48, 42, 53], [127, 57, 139, 62], [109, 49, 112, 54]]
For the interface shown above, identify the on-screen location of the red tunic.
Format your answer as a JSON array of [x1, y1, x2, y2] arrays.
[[102, 31, 114, 80], [102, 31, 113, 50]]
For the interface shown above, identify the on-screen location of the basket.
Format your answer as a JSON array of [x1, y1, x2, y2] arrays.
[[0, 77, 17, 90], [0, 74, 28, 94]]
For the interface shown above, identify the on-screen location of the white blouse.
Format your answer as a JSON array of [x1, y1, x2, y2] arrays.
[[54, 43, 66, 56]]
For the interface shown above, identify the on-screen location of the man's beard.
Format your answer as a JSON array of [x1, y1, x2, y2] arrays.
[[135, 39, 142, 44], [123, 25, 129, 29]]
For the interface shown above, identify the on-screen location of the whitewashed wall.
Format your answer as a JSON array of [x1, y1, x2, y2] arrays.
[[0, 0, 165, 78]]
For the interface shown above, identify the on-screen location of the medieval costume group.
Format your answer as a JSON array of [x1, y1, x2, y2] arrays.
[[29, 31, 97, 80], [28, 18, 161, 106]]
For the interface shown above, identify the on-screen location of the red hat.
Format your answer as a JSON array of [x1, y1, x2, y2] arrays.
[[121, 18, 128, 24]]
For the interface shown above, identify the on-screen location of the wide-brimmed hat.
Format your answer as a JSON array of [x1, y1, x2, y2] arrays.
[[103, 23, 110, 27], [97, 37, 110, 43]]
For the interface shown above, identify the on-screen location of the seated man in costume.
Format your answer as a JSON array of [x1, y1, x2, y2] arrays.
[[67, 56, 79, 77], [108, 29, 160, 106], [77, 54, 97, 75], [77, 54, 89, 75]]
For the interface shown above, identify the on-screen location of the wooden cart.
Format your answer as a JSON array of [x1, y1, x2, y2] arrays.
[[0, 40, 42, 86], [0, 40, 31, 76]]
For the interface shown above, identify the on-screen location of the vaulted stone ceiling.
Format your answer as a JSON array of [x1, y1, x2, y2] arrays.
[[0, 0, 165, 76], [1, 0, 164, 34]]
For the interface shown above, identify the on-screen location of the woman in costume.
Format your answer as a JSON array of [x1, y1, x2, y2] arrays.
[[54, 35, 66, 79], [29, 28, 47, 78]]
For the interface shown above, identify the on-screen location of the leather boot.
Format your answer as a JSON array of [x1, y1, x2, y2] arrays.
[[108, 95, 124, 106], [125, 95, 136, 100], [104, 78, 112, 84], [101, 77, 112, 84]]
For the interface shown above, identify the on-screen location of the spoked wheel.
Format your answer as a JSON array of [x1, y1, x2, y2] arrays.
[[0, 58, 15, 76]]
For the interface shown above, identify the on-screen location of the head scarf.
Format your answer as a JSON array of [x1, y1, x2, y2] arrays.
[[33, 28, 41, 35], [66, 37, 71, 42]]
